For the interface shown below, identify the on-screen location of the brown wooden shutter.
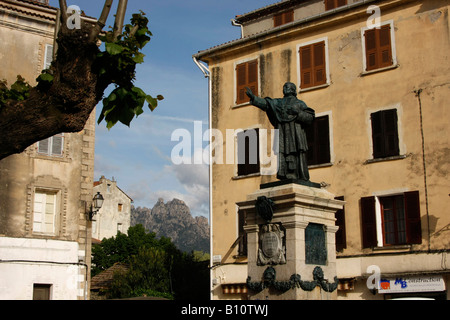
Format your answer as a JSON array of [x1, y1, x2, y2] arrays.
[[383, 109, 399, 157], [236, 63, 247, 105], [335, 196, 347, 252], [236, 60, 258, 105], [274, 10, 294, 27], [237, 129, 260, 176], [300, 41, 326, 89], [313, 42, 326, 86], [300, 46, 312, 88], [365, 29, 378, 71], [325, 0, 347, 11], [371, 109, 399, 159], [404, 191, 422, 244], [379, 24, 392, 68], [274, 13, 283, 27], [306, 115, 330, 165], [365, 24, 392, 71], [247, 60, 258, 98], [361, 196, 378, 248], [371, 111, 384, 158], [325, 0, 335, 10]]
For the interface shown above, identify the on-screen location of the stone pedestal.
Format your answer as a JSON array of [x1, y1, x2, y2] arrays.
[[237, 183, 345, 300]]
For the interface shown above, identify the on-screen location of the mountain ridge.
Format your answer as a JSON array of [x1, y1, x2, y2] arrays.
[[131, 198, 209, 253]]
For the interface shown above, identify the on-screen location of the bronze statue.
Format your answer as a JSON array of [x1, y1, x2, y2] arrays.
[[246, 82, 315, 184]]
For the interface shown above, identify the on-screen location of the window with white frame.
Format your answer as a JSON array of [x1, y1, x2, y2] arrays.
[[361, 21, 397, 73], [37, 134, 64, 157], [297, 38, 330, 90], [361, 191, 422, 248]]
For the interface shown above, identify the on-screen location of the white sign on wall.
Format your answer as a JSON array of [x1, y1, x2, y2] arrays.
[[378, 275, 445, 294]]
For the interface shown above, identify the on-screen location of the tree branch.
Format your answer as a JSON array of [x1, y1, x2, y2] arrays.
[[113, 0, 128, 40], [89, 0, 114, 42], [58, 0, 68, 23]]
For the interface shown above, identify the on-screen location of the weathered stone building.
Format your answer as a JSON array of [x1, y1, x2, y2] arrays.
[[194, 0, 450, 300], [0, 0, 96, 300], [92, 176, 132, 241]]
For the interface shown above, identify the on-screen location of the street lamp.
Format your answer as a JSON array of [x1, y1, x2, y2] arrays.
[[88, 192, 104, 221]]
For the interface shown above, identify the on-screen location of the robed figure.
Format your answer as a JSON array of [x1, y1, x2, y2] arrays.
[[246, 82, 315, 182]]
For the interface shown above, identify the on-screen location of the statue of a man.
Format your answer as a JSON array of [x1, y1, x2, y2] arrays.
[[246, 82, 315, 182]]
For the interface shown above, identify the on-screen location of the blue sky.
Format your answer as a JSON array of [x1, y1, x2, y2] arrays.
[[49, 0, 276, 218]]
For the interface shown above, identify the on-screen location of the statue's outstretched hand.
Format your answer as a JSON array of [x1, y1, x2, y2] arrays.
[[245, 87, 255, 100]]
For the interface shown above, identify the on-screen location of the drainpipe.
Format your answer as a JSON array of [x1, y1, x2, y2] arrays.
[[414, 88, 431, 252], [193, 56, 213, 299], [231, 19, 244, 38]]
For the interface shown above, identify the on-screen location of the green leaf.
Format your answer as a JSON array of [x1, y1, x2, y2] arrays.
[[37, 73, 54, 83], [146, 95, 158, 112], [105, 42, 125, 55], [132, 53, 145, 64]]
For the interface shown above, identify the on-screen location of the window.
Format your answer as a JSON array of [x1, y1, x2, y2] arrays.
[[361, 191, 422, 248], [237, 210, 247, 256], [299, 41, 327, 89], [237, 129, 260, 176], [118, 203, 123, 212], [306, 115, 331, 165], [117, 223, 123, 233], [363, 24, 393, 71], [33, 191, 57, 235], [274, 10, 294, 27], [325, 0, 347, 11], [236, 60, 258, 105], [38, 134, 64, 157], [33, 284, 52, 300], [371, 109, 399, 159]]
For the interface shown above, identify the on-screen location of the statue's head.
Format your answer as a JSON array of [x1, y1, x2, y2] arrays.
[[283, 82, 297, 97]]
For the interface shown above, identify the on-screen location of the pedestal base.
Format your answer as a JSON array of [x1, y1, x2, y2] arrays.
[[237, 183, 345, 300]]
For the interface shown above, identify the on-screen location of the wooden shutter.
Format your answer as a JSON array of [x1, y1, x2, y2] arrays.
[[325, 0, 347, 11], [51, 134, 64, 156], [379, 24, 392, 68], [404, 191, 422, 244], [44, 44, 53, 70], [335, 196, 347, 252], [236, 60, 258, 105], [365, 29, 378, 71], [300, 46, 312, 88], [274, 13, 284, 27], [33, 192, 45, 232], [300, 41, 326, 89], [383, 109, 399, 157], [38, 138, 50, 155], [306, 115, 330, 165], [237, 129, 260, 176], [325, 0, 335, 10], [361, 196, 378, 248], [337, 0, 347, 8], [274, 10, 294, 27], [313, 42, 326, 86], [371, 110, 399, 159]]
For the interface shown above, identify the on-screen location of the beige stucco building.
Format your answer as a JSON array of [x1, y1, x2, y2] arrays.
[[194, 0, 450, 300], [0, 0, 96, 300], [92, 176, 132, 241]]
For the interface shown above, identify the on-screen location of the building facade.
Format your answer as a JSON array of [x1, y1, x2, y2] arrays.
[[92, 176, 132, 241], [194, 0, 450, 300], [0, 0, 96, 300]]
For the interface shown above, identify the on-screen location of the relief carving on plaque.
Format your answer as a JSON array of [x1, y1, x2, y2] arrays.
[[258, 223, 286, 266]]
